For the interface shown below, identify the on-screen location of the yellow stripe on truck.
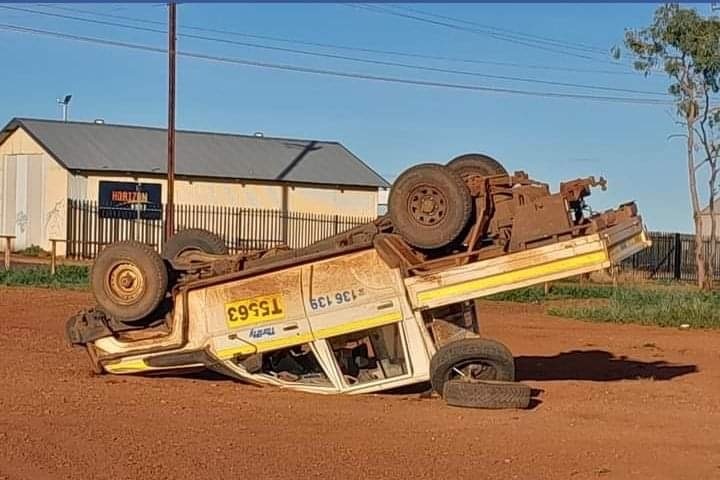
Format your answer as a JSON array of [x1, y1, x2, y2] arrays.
[[417, 249, 609, 304], [104, 358, 149, 374], [314, 311, 402, 339], [215, 311, 402, 360]]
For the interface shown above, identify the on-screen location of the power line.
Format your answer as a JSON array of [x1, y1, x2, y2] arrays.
[[351, 4, 599, 60], [351, 4, 627, 67], [3, 5, 666, 97], [35, 3, 648, 78], [43, 2, 604, 55], [388, 4, 607, 54], [0, 22, 672, 106]]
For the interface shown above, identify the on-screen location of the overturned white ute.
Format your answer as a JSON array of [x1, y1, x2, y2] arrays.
[[67, 154, 650, 409]]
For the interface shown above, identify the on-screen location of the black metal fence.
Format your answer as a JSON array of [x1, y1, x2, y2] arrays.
[[65, 200, 720, 282], [620, 231, 720, 281], [66, 199, 373, 259]]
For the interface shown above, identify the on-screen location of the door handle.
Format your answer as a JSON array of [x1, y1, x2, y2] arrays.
[[376, 301, 394, 310], [283, 323, 299, 332]]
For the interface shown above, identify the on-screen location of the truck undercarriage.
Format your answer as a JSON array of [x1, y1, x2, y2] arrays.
[[67, 153, 650, 409]]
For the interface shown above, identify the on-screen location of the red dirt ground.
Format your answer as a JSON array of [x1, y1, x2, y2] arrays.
[[1, 287, 719, 480]]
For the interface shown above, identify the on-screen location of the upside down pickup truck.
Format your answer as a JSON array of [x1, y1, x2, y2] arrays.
[[67, 153, 650, 409]]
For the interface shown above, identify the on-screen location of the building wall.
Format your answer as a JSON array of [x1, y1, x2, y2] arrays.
[[0, 127, 45, 156], [287, 185, 378, 217], [0, 128, 69, 254], [72, 174, 285, 210], [72, 174, 378, 216]]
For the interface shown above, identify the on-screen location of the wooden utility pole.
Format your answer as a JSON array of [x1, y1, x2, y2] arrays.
[[165, 1, 177, 242]]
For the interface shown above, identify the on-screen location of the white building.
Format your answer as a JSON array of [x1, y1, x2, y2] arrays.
[[0, 118, 388, 255]]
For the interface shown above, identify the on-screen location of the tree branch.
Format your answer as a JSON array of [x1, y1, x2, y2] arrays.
[[695, 157, 710, 171]]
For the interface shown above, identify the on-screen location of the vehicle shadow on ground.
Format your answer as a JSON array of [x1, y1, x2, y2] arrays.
[[515, 349, 698, 382]]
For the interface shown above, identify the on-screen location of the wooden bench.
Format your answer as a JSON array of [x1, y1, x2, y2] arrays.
[[0, 236, 69, 274]]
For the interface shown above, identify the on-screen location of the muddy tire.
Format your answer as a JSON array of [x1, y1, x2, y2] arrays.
[[388, 163, 472, 250], [430, 338, 515, 396], [443, 379, 531, 409], [163, 228, 228, 260], [91, 241, 168, 323], [447, 153, 507, 177]]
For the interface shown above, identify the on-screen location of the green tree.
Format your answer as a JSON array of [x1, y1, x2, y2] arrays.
[[625, 4, 720, 289]]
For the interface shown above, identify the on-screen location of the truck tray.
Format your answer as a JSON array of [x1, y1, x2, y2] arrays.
[[406, 217, 648, 309]]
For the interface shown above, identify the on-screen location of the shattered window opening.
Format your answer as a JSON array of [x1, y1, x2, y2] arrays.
[[328, 324, 408, 386], [259, 344, 332, 386]]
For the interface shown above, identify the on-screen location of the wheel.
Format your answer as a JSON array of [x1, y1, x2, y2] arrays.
[[388, 163, 472, 250], [447, 153, 507, 177], [443, 379, 531, 409], [430, 338, 515, 396], [163, 228, 228, 260], [91, 240, 168, 323]]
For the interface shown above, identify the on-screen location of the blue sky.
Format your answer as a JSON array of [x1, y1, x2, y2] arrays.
[[0, 3, 707, 232]]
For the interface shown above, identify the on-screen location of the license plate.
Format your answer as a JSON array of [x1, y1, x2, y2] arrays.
[[225, 293, 285, 329]]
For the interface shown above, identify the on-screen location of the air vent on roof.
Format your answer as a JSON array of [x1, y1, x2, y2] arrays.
[[254, 132, 264, 138], [94, 119, 105, 125]]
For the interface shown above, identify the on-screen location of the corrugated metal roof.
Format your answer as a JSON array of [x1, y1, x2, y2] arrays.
[[0, 118, 389, 188]]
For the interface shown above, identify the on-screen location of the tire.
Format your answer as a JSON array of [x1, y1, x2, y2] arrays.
[[91, 240, 168, 323], [430, 338, 515, 396], [443, 379, 531, 409], [447, 153, 508, 177], [163, 228, 228, 260], [388, 163, 472, 250]]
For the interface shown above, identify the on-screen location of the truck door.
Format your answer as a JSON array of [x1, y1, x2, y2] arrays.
[[303, 249, 411, 387], [201, 265, 314, 360]]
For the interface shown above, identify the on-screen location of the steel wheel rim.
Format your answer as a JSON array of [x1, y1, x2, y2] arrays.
[[449, 359, 498, 382], [407, 183, 448, 227], [105, 261, 146, 305]]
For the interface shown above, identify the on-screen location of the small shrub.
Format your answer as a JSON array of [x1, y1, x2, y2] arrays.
[[487, 286, 546, 303], [18, 245, 48, 257], [0, 265, 89, 288]]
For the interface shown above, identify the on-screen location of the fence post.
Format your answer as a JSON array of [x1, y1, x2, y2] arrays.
[[282, 210, 289, 246], [66, 198, 73, 259], [674, 233, 682, 281], [2, 235, 13, 270], [333, 214, 339, 236], [50, 239, 57, 275]]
